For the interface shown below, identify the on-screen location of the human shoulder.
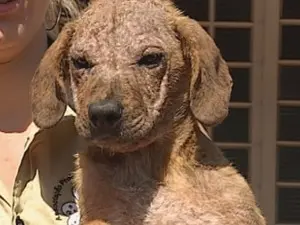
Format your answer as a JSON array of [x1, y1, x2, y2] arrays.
[[12, 107, 83, 225]]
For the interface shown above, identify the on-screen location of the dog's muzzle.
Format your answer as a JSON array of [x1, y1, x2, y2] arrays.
[[88, 99, 123, 136]]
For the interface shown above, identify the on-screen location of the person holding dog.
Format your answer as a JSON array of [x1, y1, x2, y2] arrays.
[[0, 0, 88, 224]]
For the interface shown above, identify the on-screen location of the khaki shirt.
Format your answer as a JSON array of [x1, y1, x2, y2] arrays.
[[0, 108, 82, 225], [0, 180, 11, 224]]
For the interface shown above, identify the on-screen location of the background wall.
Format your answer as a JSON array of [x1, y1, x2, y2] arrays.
[[173, 1, 300, 224]]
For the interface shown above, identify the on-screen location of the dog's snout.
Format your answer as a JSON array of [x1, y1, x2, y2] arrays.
[[88, 100, 123, 128]]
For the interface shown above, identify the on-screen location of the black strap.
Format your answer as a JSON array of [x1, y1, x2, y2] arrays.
[[47, 35, 54, 47], [195, 124, 230, 167]]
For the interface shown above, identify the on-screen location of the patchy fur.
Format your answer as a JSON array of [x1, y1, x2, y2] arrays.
[[31, 0, 266, 224]]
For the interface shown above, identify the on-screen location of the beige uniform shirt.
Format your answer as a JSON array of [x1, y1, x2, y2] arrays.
[[0, 180, 11, 224], [0, 108, 82, 225]]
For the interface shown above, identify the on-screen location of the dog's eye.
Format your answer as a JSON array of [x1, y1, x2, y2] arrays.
[[138, 53, 164, 68], [71, 57, 94, 70]]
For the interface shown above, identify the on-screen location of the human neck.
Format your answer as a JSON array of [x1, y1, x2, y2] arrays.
[[0, 27, 48, 132]]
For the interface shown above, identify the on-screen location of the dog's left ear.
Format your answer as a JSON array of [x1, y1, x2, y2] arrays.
[[31, 23, 75, 129], [175, 16, 233, 126]]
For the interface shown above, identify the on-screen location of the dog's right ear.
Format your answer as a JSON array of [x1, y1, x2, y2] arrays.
[[174, 16, 233, 126], [31, 23, 75, 129]]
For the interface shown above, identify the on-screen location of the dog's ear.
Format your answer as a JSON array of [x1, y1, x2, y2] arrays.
[[175, 17, 233, 126], [31, 23, 75, 129]]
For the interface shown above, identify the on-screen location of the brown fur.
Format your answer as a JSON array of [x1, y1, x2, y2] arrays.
[[31, 0, 266, 224]]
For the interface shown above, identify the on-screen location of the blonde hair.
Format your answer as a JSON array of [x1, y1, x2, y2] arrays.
[[45, 0, 88, 40]]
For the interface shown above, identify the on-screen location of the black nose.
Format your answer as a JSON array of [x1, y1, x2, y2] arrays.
[[88, 100, 123, 128]]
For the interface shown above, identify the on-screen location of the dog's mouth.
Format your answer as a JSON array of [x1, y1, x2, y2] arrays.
[[76, 113, 157, 152], [88, 120, 122, 140], [89, 116, 147, 140]]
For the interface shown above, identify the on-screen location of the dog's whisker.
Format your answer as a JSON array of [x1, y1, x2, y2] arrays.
[[127, 115, 143, 128]]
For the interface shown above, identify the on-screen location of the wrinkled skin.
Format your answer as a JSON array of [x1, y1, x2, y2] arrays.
[[69, 2, 188, 152], [32, 0, 232, 152]]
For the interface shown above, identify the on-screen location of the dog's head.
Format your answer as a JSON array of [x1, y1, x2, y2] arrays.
[[31, 0, 232, 152]]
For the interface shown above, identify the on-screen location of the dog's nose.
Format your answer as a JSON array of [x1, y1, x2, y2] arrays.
[[88, 100, 123, 128]]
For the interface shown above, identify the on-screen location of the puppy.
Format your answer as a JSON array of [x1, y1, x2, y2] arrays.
[[31, 0, 266, 224]]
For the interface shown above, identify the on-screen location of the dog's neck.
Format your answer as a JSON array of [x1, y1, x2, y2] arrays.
[[75, 116, 229, 223], [77, 116, 228, 187]]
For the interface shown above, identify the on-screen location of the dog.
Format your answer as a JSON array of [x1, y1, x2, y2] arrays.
[[31, 0, 266, 224]]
